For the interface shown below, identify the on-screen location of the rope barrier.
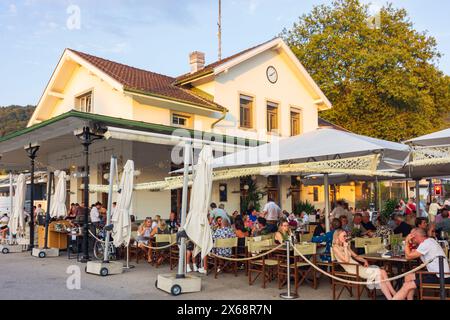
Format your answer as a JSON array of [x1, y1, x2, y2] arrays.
[[208, 243, 285, 262], [88, 230, 177, 250], [139, 241, 177, 250], [291, 243, 432, 286]]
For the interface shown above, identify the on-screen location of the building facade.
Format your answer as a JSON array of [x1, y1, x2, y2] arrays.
[[0, 38, 362, 219]]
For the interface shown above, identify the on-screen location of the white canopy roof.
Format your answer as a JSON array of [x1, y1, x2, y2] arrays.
[[405, 128, 450, 147], [212, 128, 410, 171]]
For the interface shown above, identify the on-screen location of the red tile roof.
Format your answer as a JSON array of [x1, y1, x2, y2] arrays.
[[68, 49, 226, 112], [175, 38, 278, 84]]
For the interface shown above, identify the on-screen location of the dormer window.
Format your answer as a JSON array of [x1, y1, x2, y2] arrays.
[[172, 113, 191, 128], [76, 91, 93, 113]]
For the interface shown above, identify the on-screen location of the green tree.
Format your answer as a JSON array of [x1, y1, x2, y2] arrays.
[[282, 0, 450, 141]]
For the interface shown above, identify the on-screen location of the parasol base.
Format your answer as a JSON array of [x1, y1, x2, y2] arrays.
[[32, 248, 60, 258], [156, 274, 202, 296], [86, 261, 123, 277], [1, 244, 26, 254], [279, 292, 299, 300]]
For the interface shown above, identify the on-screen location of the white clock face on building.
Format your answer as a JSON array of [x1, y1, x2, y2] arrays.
[[266, 66, 278, 84]]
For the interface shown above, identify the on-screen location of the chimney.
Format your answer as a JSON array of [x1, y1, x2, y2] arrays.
[[189, 51, 205, 74]]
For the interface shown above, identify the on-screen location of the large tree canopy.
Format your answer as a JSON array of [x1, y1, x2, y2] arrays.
[[282, 0, 450, 142]]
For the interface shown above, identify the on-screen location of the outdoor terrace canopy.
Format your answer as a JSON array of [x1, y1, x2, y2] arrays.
[[405, 128, 450, 147], [211, 128, 410, 171]]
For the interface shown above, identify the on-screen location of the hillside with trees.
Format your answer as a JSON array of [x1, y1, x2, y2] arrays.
[[0, 105, 35, 138]]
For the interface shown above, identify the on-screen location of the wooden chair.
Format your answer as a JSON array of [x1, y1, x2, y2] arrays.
[[331, 249, 375, 300], [212, 237, 239, 279], [418, 272, 450, 300], [278, 243, 317, 295], [169, 233, 179, 270], [153, 234, 172, 267], [127, 231, 147, 263], [248, 240, 278, 288], [364, 244, 386, 254]]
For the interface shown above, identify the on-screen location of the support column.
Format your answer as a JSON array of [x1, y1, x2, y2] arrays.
[[324, 173, 330, 232], [25, 143, 40, 251], [75, 127, 104, 263]]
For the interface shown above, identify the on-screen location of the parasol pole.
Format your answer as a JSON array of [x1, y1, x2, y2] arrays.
[[103, 156, 116, 263], [44, 172, 54, 249], [177, 141, 191, 278], [324, 173, 330, 232], [8, 172, 14, 244]]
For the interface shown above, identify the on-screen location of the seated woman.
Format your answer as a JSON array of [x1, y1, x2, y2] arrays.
[[150, 219, 171, 266], [374, 215, 393, 242], [233, 216, 249, 255], [332, 229, 397, 300], [274, 220, 292, 245], [0, 214, 9, 243], [136, 218, 153, 262], [212, 217, 236, 258]]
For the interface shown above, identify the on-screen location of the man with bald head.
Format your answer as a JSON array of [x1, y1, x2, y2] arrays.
[[392, 228, 450, 300]]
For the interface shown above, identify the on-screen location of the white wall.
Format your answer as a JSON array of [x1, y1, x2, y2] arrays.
[[209, 49, 320, 140], [50, 66, 134, 119]]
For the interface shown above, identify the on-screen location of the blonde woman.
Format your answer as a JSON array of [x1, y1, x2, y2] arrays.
[[137, 218, 153, 263], [332, 229, 396, 300], [150, 219, 171, 266], [275, 220, 292, 245]]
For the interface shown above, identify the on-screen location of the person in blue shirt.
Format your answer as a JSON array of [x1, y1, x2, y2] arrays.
[[311, 218, 342, 262]]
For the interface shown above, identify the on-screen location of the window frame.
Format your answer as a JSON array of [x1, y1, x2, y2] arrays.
[[75, 90, 94, 113], [171, 112, 192, 128], [266, 101, 279, 134], [290, 108, 302, 136], [239, 94, 255, 129]]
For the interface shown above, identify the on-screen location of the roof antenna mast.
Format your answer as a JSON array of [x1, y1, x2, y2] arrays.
[[218, 0, 222, 61]]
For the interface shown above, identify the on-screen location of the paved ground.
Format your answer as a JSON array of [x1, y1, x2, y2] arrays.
[[0, 251, 366, 300]]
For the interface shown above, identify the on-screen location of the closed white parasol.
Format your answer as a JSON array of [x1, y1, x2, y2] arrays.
[[184, 145, 214, 259], [111, 160, 134, 248], [9, 174, 26, 236], [49, 171, 67, 218]]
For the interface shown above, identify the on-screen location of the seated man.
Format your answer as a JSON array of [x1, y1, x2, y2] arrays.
[[311, 218, 341, 262], [340, 215, 352, 233], [251, 217, 273, 237], [350, 213, 369, 238], [393, 214, 413, 237], [313, 219, 326, 237], [392, 228, 450, 300], [361, 212, 377, 233], [436, 209, 450, 234]]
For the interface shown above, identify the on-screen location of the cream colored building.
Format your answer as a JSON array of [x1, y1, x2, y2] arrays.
[[0, 38, 360, 219]]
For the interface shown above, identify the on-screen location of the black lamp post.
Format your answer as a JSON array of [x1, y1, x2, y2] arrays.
[[24, 143, 40, 251], [75, 126, 104, 263]]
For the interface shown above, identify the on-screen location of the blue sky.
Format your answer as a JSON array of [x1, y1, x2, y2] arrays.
[[1, 0, 449, 106]]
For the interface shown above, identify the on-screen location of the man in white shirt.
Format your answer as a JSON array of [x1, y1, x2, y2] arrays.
[[90, 202, 101, 227], [209, 203, 230, 223], [262, 198, 282, 226], [392, 228, 450, 300], [428, 198, 442, 223]]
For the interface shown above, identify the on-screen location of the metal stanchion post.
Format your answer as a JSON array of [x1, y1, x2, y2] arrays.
[[439, 256, 446, 300], [280, 240, 298, 299]]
